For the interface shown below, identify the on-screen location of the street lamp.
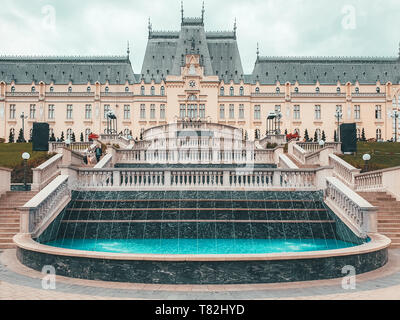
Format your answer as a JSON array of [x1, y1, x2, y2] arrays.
[[20, 112, 28, 143], [22, 152, 30, 191], [335, 110, 343, 142], [319, 140, 326, 148], [362, 153, 371, 173], [275, 111, 282, 134], [390, 110, 399, 142]]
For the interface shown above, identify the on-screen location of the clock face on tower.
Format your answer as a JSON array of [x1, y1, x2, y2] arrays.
[[189, 80, 196, 88]]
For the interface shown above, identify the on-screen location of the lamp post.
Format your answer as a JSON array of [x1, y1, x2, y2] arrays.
[[335, 110, 343, 143], [362, 153, 371, 173], [22, 152, 30, 191], [390, 110, 399, 142], [275, 111, 282, 134], [20, 112, 28, 143], [319, 140, 326, 149]]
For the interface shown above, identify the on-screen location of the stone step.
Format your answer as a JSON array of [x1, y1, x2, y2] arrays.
[[378, 228, 400, 233], [380, 233, 400, 239], [0, 232, 17, 237], [0, 238, 16, 244], [0, 244, 16, 249], [0, 223, 19, 228]]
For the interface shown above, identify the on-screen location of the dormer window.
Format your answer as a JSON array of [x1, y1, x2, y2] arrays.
[[255, 87, 260, 94], [337, 87, 341, 93], [68, 87, 72, 93], [355, 87, 359, 94], [316, 87, 320, 93], [105, 87, 109, 93], [50, 87, 54, 92], [376, 87, 381, 93], [151, 86, 155, 96], [230, 87, 234, 96], [11, 86, 15, 93], [220, 87, 225, 96], [276, 87, 280, 93], [294, 87, 299, 93], [161, 86, 165, 96], [87, 87, 91, 93], [240, 87, 244, 96], [125, 86, 129, 92], [141, 86, 145, 95], [31, 87, 36, 93]]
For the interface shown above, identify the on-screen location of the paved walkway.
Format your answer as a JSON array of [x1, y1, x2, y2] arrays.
[[1, 249, 400, 300]]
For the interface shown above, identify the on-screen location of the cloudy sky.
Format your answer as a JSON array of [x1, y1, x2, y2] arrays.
[[0, 0, 399, 74]]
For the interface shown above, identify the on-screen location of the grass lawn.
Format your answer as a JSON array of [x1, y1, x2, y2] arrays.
[[0, 143, 54, 183], [340, 142, 400, 171]]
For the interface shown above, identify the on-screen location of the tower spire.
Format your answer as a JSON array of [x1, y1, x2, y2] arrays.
[[181, 0, 184, 23], [202, 1, 205, 23], [257, 43, 260, 60], [234, 18, 237, 39], [148, 17, 152, 39], [127, 41, 130, 59]]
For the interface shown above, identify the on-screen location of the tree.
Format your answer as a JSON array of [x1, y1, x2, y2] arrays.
[[16, 129, 25, 143], [49, 132, 56, 142], [71, 132, 76, 143], [244, 130, 248, 141], [314, 131, 318, 142], [361, 128, 366, 142], [321, 131, 326, 142], [80, 133, 84, 142], [8, 129, 15, 143], [60, 131, 65, 142], [304, 129, 310, 142], [255, 129, 260, 140], [284, 129, 288, 135], [334, 130, 337, 143]]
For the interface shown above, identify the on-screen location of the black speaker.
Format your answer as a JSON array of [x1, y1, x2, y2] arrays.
[[32, 123, 49, 152], [340, 123, 357, 153]]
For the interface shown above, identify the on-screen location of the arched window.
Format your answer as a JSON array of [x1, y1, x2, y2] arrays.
[[230, 87, 234, 96], [151, 86, 155, 96], [50, 87, 54, 92], [337, 87, 341, 93], [316, 87, 320, 93], [376, 87, 381, 93], [240, 87, 244, 96], [141, 86, 145, 95], [376, 128, 382, 141], [68, 87, 72, 93], [294, 87, 299, 93], [161, 86, 165, 96], [67, 129, 73, 141], [11, 86, 15, 93], [125, 86, 129, 92], [255, 87, 260, 94], [276, 87, 280, 93], [85, 129, 91, 142], [31, 87, 36, 93], [355, 87, 359, 94], [105, 86, 109, 93], [220, 87, 225, 96], [87, 87, 91, 93]]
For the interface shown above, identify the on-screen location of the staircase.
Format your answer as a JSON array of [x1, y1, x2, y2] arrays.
[[285, 154, 320, 169], [358, 192, 400, 248], [0, 191, 37, 249]]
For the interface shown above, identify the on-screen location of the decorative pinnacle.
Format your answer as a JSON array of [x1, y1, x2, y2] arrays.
[[202, 1, 205, 21], [181, 0, 184, 22], [234, 18, 237, 34], [127, 41, 130, 58], [148, 17, 152, 38], [257, 43, 260, 60]]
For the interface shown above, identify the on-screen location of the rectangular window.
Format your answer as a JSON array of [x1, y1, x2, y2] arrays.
[[140, 104, 146, 119], [180, 104, 186, 119], [104, 105, 110, 119], [239, 105, 244, 119], [150, 104, 156, 119], [375, 105, 382, 119], [85, 105, 92, 120], [48, 105, 55, 120], [293, 105, 300, 120], [66, 105, 73, 119], [336, 105, 343, 119], [354, 105, 361, 120], [220, 105, 225, 119], [254, 105, 261, 120], [160, 105, 166, 119], [315, 105, 321, 120], [9, 105, 16, 119], [30, 104, 36, 119], [199, 104, 205, 119], [229, 104, 235, 119], [124, 105, 130, 120]]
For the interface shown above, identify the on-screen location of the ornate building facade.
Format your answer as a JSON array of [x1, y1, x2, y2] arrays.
[[0, 7, 400, 143]]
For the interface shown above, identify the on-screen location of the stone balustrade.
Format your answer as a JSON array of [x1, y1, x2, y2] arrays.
[[292, 144, 307, 164], [31, 154, 63, 191], [0, 167, 12, 196], [329, 154, 361, 188], [73, 167, 322, 191], [93, 154, 113, 169], [325, 177, 378, 238], [298, 142, 342, 154], [20, 175, 71, 237], [49, 142, 92, 153]]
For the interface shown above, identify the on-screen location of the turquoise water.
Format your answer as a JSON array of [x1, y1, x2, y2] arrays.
[[45, 239, 357, 255]]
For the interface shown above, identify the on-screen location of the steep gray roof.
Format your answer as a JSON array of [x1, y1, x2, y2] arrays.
[[0, 56, 137, 85], [141, 17, 243, 84], [251, 56, 400, 85]]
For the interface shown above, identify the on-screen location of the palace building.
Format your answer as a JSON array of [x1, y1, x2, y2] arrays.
[[1, 5, 400, 143]]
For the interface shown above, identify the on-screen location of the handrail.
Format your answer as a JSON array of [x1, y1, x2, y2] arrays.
[[32, 154, 63, 191]]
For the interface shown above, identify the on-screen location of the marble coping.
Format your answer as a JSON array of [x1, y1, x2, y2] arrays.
[[13, 233, 391, 263]]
